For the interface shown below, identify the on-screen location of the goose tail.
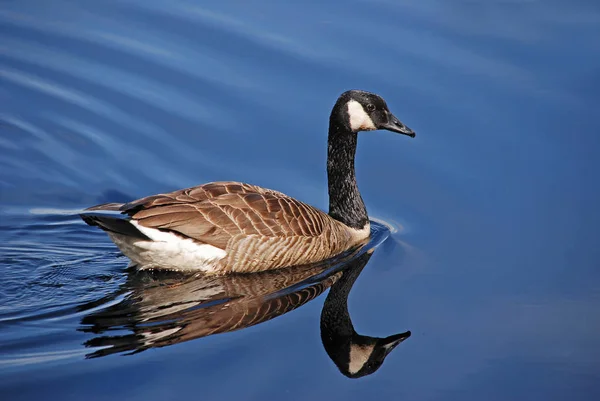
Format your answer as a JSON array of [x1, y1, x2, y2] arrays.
[[80, 203, 150, 240]]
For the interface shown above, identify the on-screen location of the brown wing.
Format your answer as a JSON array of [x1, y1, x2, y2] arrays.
[[121, 181, 329, 249]]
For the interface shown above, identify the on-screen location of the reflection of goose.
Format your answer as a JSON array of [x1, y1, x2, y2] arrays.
[[321, 251, 410, 378], [81, 90, 415, 273], [79, 258, 340, 358], [79, 223, 410, 377]]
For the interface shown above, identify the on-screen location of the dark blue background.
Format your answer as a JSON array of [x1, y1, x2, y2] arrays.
[[1, 1, 599, 400]]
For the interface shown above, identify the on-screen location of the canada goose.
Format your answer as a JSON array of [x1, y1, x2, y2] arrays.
[[320, 251, 411, 378], [81, 90, 415, 273]]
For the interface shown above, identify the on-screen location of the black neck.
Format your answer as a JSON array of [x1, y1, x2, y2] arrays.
[[320, 253, 372, 372], [320, 253, 371, 339], [327, 103, 369, 229]]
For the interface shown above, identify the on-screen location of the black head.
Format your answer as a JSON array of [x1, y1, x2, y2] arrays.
[[332, 90, 415, 137]]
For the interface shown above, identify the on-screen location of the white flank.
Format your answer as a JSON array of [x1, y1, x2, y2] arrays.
[[347, 100, 376, 132], [108, 220, 226, 272]]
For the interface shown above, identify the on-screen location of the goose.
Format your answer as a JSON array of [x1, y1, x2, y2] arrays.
[[81, 90, 415, 273]]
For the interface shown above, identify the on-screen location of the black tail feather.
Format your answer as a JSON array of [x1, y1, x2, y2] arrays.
[[80, 213, 151, 240]]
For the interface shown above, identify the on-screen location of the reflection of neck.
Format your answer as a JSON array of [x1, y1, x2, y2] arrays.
[[320, 252, 372, 348], [327, 107, 368, 230]]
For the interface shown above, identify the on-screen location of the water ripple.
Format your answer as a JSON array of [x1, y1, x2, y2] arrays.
[[0, 38, 235, 127], [0, 7, 258, 90], [0, 67, 171, 144]]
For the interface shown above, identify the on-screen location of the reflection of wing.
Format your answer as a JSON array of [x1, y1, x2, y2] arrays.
[[78, 251, 351, 358]]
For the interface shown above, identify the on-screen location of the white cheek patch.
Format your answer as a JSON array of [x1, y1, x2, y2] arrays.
[[347, 100, 376, 132]]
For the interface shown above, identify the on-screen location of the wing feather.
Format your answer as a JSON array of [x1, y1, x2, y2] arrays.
[[122, 182, 329, 251]]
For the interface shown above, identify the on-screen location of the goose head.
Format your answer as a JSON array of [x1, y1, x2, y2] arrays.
[[332, 90, 415, 137]]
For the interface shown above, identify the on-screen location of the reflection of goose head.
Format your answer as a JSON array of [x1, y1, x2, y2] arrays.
[[320, 251, 411, 378]]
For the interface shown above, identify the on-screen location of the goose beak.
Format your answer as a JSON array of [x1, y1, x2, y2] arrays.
[[381, 112, 415, 138], [380, 330, 412, 354]]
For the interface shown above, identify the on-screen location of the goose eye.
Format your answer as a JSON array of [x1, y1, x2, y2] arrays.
[[366, 104, 375, 112]]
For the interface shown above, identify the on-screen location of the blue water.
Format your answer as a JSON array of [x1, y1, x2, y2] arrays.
[[1, 0, 600, 399]]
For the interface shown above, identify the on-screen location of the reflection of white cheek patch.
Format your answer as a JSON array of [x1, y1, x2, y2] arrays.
[[349, 343, 375, 374], [347, 100, 376, 131]]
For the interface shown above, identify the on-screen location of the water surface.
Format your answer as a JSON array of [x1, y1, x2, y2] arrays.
[[1, 1, 599, 400]]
